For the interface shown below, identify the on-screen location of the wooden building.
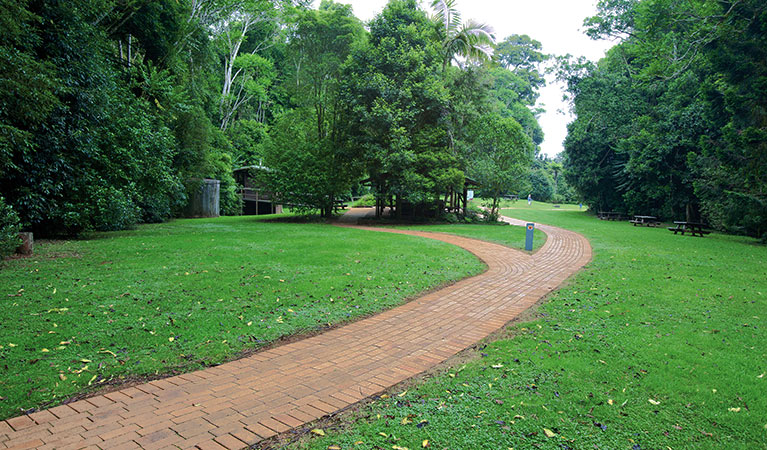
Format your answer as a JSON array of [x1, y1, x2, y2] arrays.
[[233, 166, 283, 216]]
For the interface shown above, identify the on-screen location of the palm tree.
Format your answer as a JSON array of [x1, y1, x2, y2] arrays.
[[430, 0, 496, 71]]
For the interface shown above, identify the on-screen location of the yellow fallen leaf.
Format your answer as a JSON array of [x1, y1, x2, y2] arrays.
[[328, 446, 341, 450], [728, 407, 741, 412], [543, 428, 557, 438], [168, 337, 175, 342], [401, 417, 412, 425], [422, 440, 429, 448], [247, 321, 253, 326], [398, 390, 408, 397], [97, 350, 116, 357], [758, 373, 765, 379], [311, 428, 325, 436], [8, 343, 16, 347], [378, 432, 388, 437], [59, 374, 66, 381], [649, 399, 660, 405], [392, 446, 409, 450], [608, 399, 614, 405], [41, 348, 50, 353], [354, 442, 364, 445], [88, 375, 97, 385]]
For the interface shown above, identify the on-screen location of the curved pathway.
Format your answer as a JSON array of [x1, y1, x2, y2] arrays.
[[0, 210, 591, 450]]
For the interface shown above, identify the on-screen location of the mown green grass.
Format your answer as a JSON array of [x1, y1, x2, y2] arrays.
[[398, 223, 546, 252], [0, 215, 484, 419], [297, 203, 767, 449]]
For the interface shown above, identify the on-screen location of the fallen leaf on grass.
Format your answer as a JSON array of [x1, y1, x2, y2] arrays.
[[327, 446, 341, 450], [397, 390, 408, 397], [422, 440, 429, 448], [311, 429, 325, 436], [59, 374, 66, 381], [649, 399, 660, 405], [392, 446, 409, 450], [401, 417, 412, 425], [98, 350, 116, 357], [728, 407, 741, 412], [543, 428, 557, 438], [608, 399, 614, 405]]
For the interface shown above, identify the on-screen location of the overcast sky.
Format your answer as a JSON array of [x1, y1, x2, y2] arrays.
[[311, 0, 615, 157]]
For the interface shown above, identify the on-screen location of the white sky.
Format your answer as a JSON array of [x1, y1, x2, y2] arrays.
[[311, 0, 615, 157]]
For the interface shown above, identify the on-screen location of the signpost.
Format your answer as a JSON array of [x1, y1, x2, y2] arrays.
[[525, 223, 535, 251]]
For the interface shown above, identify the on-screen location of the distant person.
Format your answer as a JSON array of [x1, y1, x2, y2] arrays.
[[579, 202, 583, 209], [527, 194, 532, 205]]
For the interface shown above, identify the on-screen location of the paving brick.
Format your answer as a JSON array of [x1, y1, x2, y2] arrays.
[[5, 416, 34, 432], [5, 438, 44, 449], [195, 439, 228, 450], [213, 433, 246, 450]]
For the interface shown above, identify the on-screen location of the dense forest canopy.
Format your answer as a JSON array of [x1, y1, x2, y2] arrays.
[[0, 0, 556, 242], [8, 0, 764, 245], [559, 0, 767, 240]]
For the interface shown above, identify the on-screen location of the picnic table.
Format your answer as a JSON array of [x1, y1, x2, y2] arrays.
[[668, 221, 711, 237], [598, 211, 625, 221], [630, 215, 661, 227]]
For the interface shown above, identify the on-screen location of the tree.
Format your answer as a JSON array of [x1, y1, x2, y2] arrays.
[[465, 114, 533, 218], [342, 0, 459, 217], [263, 1, 364, 217], [494, 34, 547, 103], [430, 0, 495, 71], [212, 0, 283, 130]]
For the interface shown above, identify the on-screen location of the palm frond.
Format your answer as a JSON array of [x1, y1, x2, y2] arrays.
[[461, 19, 495, 45], [430, 0, 460, 34]]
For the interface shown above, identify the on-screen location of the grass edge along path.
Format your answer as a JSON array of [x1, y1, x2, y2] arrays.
[[0, 218, 591, 449]]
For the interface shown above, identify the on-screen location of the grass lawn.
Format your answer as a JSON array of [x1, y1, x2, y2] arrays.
[[397, 223, 546, 253], [0, 215, 485, 419], [296, 203, 767, 449]]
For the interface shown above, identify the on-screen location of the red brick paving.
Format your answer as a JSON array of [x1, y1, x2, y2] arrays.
[[0, 210, 591, 449]]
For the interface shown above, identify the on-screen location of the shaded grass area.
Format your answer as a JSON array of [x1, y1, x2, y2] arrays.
[[296, 203, 767, 449], [397, 223, 546, 252], [0, 215, 484, 419]]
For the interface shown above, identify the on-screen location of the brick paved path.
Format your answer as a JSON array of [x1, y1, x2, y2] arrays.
[[0, 211, 591, 450]]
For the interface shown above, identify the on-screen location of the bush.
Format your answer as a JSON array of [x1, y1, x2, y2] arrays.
[[0, 196, 21, 257], [351, 194, 376, 207]]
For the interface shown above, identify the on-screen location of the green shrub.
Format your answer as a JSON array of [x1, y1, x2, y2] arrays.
[[0, 196, 21, 257], [351, 194, 376, 207]]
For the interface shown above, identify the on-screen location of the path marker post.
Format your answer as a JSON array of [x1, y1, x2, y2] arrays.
[[525, 223, 535, 251]]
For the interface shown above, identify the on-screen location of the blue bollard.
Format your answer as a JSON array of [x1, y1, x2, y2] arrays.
[[525, 223, 535, 251]]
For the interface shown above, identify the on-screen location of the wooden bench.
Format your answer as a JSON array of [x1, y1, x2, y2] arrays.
[[598, 211, 626, 221], [630, 215, 661, 227], [668, 221, 711, 237]]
